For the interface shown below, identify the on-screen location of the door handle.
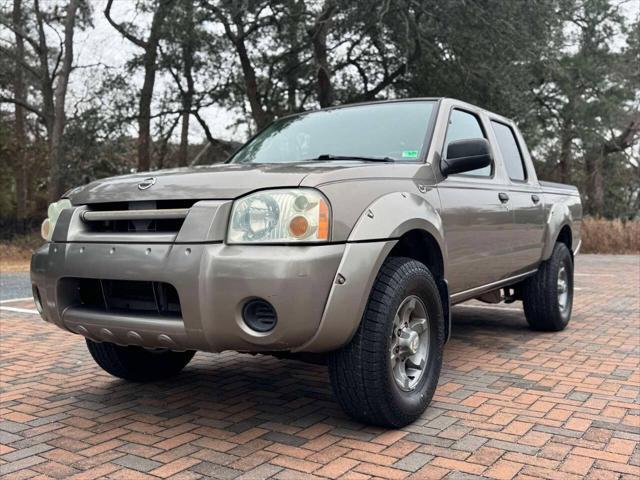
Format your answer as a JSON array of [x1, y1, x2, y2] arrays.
[[531, 194, 540, 204], [498, 192, 510, 203]]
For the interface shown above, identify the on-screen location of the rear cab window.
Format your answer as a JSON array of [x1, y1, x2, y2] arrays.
[[490, 121, 526, 182]]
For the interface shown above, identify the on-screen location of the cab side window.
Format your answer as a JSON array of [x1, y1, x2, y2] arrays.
[[490, 121, 526, 181], [444, 110, 491, 177]]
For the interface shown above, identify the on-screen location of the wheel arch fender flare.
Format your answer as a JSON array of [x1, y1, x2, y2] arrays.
[[294, 192, 449, 353], [347, 192, 448, 275], [541, 202, 574, 261]]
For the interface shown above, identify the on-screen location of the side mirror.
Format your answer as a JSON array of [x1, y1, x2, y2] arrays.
[[441, 138, 492, 176]]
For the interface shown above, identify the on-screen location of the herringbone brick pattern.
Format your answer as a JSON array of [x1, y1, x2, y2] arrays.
[[1, 254, 638, 479]]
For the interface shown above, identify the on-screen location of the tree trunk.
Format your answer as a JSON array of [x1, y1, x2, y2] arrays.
[[234, 33, 271, 129], [178, 110, 190, 167], [308, 1, 336, 108], [157, 114, 181, 169], [48, 0, 79, 201], [558, 123, 572, 183], [33, 0, 55, 147], [584, 146, 605, 216], [12, 0, 28, 225], [138, 57, 156, 172], [137, 0, 173, 172], [178, 0, 194, 167], [205, 4, 272, 130], [284, 0, 303, 113]]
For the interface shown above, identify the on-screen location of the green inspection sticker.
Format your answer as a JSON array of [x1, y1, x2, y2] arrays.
[[402, 150, 419, 158]]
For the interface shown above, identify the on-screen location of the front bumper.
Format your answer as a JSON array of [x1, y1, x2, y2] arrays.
[[31, 241, 346, 353]]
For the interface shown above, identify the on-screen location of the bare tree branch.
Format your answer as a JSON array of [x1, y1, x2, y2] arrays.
[[104, 0, 147, 49], [193, 110, 219, 146], [50, 38, 64, 86], [0, 95, 45, 119], [603, 113, 640, 154], [0, 18, 41, 53]]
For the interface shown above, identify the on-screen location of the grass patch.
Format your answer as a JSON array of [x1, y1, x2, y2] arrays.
[[0, 232, 42, 272], [581, 217, 639, 254]]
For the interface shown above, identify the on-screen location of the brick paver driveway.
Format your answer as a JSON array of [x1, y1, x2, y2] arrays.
[[1, 254, 638, 479]]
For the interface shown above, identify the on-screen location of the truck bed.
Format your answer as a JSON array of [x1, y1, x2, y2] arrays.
[[539, 180, 580, 196]]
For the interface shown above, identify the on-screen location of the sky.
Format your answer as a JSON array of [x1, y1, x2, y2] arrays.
[[71, 0, 243, 143]]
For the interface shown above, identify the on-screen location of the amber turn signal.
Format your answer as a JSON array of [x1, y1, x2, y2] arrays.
[[318, 199, 329, 240]]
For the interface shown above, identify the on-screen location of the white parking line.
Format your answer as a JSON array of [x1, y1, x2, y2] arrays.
[[0, 297, 32, 304], [0, 306, 39, 315]]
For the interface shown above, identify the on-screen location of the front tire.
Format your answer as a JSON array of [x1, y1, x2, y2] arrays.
[[522, 242, 574, 331], [328, 257, 444, 428], [86, 339, 195, 381]]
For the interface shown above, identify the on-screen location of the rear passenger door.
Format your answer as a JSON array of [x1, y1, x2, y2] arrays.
[[488, 119, 545, 273], [437, 107, 515, 294]]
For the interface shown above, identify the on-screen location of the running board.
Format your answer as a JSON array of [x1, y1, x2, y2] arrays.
[[450, 270, 537, 305]]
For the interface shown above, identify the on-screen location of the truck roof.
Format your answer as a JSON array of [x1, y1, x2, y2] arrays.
[[281, 97, 514, 127]]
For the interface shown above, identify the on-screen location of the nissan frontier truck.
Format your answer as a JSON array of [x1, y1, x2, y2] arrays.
[[31, 98, 582, 427]]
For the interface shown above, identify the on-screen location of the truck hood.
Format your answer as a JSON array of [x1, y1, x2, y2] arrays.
[[66, 162, 394, 205]]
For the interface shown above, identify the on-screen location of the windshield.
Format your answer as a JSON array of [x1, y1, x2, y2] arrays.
[[230, 101, 436, 164]]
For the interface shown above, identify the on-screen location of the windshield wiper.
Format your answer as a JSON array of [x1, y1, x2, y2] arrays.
[[312, 154, 395, 163]]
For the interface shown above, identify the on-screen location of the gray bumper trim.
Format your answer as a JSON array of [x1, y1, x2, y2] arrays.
[[63, 306, 188, 350]]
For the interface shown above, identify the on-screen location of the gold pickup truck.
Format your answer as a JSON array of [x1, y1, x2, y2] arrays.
[[32, 98, 582, 427]]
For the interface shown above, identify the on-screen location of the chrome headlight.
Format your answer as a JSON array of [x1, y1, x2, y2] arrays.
[[227, 189, 330, 244], [41, 199, 72, 241]]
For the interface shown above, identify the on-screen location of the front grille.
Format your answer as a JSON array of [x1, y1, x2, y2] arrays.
[[60, 278, 181, 317], [82, 200, 195, 234]]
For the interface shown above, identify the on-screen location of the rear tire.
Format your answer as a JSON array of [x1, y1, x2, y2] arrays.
[[522, 242, 574, 331], [328, 257, 444, 428], [86, 339, 195, 381]]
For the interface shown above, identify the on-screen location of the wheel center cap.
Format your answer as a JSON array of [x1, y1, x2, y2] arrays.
[[404, 330, 420, 355]]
